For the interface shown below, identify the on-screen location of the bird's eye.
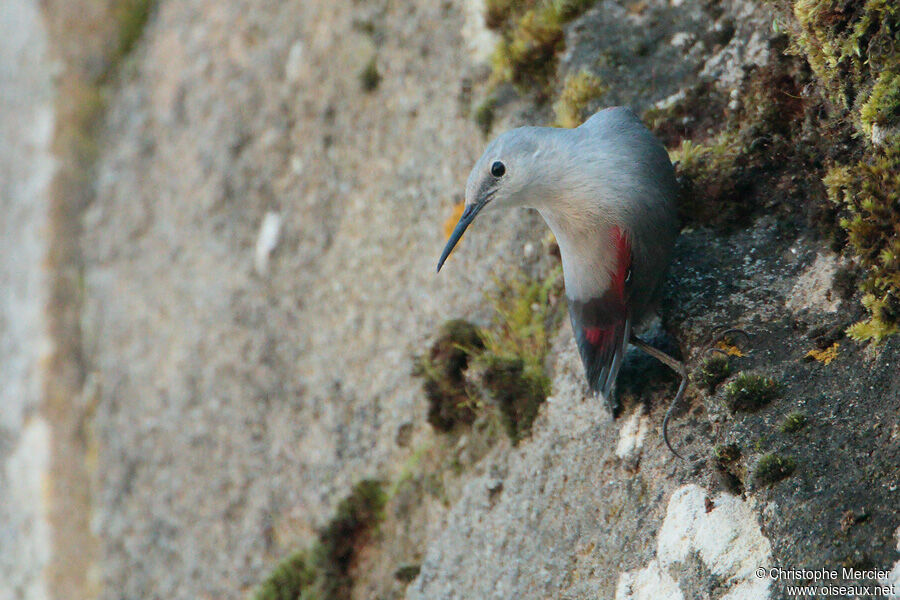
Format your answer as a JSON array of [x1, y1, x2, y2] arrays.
[[491, 161, 506, 178]]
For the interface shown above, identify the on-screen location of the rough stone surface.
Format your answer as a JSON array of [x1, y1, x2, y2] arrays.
[[0, 0, 55, 597], [561, 0, 775, 112], [80, 1, 543, 597]]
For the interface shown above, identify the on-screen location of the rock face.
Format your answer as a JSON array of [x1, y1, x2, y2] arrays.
[[80, 1, 543, 597], [0, 1, 55, 598], [3, 0, 898, 599]]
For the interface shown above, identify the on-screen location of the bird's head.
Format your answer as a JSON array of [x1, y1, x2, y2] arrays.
[[437, 127, 551, 272]]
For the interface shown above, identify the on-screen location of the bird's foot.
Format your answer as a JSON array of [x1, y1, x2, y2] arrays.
[[705, 327, 751, 358]]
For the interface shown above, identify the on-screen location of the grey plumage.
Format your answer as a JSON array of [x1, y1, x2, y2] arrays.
[[438, 107, 680, 416]]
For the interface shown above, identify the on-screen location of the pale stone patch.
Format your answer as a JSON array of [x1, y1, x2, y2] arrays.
[[618, 484, 773, 600], [786, 253, 841, 314], [2, 418, 52, 600], [670, 32, 696, 49], [880, 526, 900, 595], [700, 28, 771, 89], [284, 41, 306, 83], [254, 211, 282, 275], [460, 0, 499, 64], [616, 559, 685, 600], [615, 409, 649, 462]]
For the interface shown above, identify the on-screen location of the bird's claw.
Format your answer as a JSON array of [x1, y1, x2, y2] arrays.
[[704, 327, 751, 358]]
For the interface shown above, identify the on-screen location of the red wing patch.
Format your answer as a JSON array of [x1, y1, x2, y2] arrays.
[[608, 225, 632, 306], [584, 326, 612, 347]]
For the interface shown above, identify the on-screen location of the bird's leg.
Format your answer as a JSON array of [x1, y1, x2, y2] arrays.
[[629, 334, 688, 460]]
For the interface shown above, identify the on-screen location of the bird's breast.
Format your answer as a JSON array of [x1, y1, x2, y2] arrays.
[[538, 208, 626, 303]]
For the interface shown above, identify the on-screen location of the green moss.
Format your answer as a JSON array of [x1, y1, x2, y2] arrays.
[[660, 60, 817, 228], [360, 57, 381, 92], [474, 95, 498, 135], [553, 70, 606, 128], [484, 0, 537, 30], [555, 0, 597, 20], [789, 0, 899, 112], [394, 564, 421, 583], [109, 0, 154, 77], [714, 443, 741, 464], [308, 479, 387, 599], [253, 551, 315, 600], [253, 480, 386, 600], [477, 354, 549, 443], [825, 147, 900, 343], [696, 354, 731, 393], [416, 267, 564, 444], [724, 372, 780, 412], [671, 135, 745, 226], [754, 453, 797, 486], [489, 0, 598, 97], [413, 320, 485, 432], [780, 411, 808, 433], [860, 70, 900, 138], [492, 4, 565, 95], [765, 0, 900, 343], [483, 265, 566, 369], [477, 266, 565, 442], [714, 443, 745, 493]]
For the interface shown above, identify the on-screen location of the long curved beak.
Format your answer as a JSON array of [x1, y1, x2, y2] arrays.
[[436, 201, 486, 273]]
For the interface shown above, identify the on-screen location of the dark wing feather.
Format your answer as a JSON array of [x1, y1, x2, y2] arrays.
[[568, 295, 631, 410]]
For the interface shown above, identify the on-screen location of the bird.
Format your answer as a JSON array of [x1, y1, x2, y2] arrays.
[[437, 106, 688, 457]]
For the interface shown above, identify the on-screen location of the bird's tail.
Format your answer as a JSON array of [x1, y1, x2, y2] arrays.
[[596, 316, 631, 413]]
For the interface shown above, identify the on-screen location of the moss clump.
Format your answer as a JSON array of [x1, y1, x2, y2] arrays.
[[789, 0, 899, 112], [555, 0, 597, 20], [417, 267, 564, 444], [780, 412, 808, 433], [107, 0, 154, 80], [553, 70, 606, 128], [254, 551, 315, 600], [696, 354, 731, 392], [754, 453, 797, 486], [825, 147, 900, 343], [483, 266, 566, 367], [477, 266, 566, 442], [492, 4, 565, 95], [860, 70, 900, 141], [768, 0, 900, 342], [714, 443, 744, 493], [360, 57, 381, 92], [661, 59, 820, 229], [670, 136, 741, 225], [643, 82, 728, 148], [714, 443, 742, 464], [478, 354, 549, 443], [484, 0, 537, 30], [253, 480, 386, 600], [413, 320, 485, 432], [489, 1, 598, 97], [394, 564, 421, 583], [473, 95, 498, 135], [724, 372, 780, 412], [312, 479, 387, 598]]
